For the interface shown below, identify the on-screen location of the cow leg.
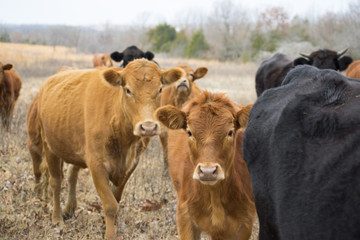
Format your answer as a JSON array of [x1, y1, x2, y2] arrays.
[[88, 162, 118, 240], [177, 204, 201, 240], [159, 130, 169, 176], [27, 139, 42, 195], [63, 164, 80, 219], [43, 143, 63, 225]]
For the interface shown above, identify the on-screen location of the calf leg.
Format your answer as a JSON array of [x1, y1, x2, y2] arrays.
[[63, 164, 80, 218], [159, 131, 169, 175], [43, 143, 63, 225]]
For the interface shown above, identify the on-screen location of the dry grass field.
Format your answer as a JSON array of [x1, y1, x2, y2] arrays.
[[0, 42, 259, 239]]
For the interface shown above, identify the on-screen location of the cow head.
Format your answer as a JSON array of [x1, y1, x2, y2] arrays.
[[294, 49, 353, 71], [110, 45, 155, 68], [0, 62, 13, 85], [101, 59, 182, 137], [174, 65, 208, 101], [156, 91, 252, 185]]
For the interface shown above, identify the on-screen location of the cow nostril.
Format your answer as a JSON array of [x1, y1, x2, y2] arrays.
[[212, 166, 218, 175]]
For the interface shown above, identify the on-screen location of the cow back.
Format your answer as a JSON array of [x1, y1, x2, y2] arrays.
[[244, 65, 360, 239]]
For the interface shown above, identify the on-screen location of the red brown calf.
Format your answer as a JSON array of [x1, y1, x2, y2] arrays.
[[159, 65, 208, 172], [346, 60, 360, 79], [156, 91, 256, 240]]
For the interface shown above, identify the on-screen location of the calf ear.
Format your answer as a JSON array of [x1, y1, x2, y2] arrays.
[[235, 104, 253, 129], [2, 64, 13, 70], [156, 105, 187, 130], [192, 67, 208, 81], [102, 69, 124, 87], [144, 51, 155, 61], [161, 67, 183, 85], [110, 51, 124, 62], [338, 56, 353, 71], [294, 57, 312, 66]]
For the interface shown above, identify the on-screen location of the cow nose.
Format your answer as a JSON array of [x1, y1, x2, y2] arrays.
[[139, 121, 158, 136], [182, 79, 187, 83], [198, 166, 218, 182]]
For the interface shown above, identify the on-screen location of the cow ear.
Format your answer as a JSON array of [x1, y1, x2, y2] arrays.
[[192, 67, 208, 81], [144, 51, 155, 61], [294, 57, 312, 66], [102, 69, 124, 87], [161, 67, 183, 85], [156, 105, 187, 130], [110, 51, 124, 62], [3, 64, 13, 70], [235, 104, 253, 129], [338, 56, 353, 71]]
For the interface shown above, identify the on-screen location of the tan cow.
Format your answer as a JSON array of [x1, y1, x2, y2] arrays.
[[0, 61, 22, 129], [346, 60, 360, 79], [93, 53, 113, 68], [156, 92, 256, 240], [57, 66, 77, 72], [159, 65, 208, 172], [37, 59, 182, 239]]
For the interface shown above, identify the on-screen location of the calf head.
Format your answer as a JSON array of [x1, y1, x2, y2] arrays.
[[110, 45, 155, 68], [0, 62, 13, 85], [294, 49, 353, 71], [101, 53, 113, 67], [174, 65, 208, 104], [101, 59, 182, 137], [156, 91, 252, 185]]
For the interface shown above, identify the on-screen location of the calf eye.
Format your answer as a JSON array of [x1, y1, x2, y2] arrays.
[[228, 130, 233, 136], [187, 131, 192, 137], [126, 88, 131, 95], [159, 88, 162, 93]]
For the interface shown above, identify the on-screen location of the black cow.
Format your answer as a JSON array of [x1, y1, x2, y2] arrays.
[[110, 45, 156, 67], [244, 65, 360, 240], [255, 49, 353, 97]]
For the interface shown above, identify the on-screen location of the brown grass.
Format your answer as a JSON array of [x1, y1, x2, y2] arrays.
[[0, 43, 259, 239]]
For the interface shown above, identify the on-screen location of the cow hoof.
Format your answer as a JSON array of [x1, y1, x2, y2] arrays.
[[51, 216, 64, 226]]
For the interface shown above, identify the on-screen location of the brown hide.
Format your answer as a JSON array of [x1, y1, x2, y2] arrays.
[[159, 65, 208, 172], [0, 61, 22, 129], [156, 92, 256, 240], [346, 60, 360, 79], [37, 59, 182, 239], [93, 53, 113, 68]]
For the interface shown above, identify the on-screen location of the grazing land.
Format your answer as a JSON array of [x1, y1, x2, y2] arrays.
[[0, 42, 258, 239]]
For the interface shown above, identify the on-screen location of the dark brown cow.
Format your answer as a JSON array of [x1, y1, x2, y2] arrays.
[[93, 53, 113, 68], [159, 65, 208, 171], [255, 49, 353, 96], [156, 92, 256, 240], [346, 60, 360, 79], [36, 59, 182, 239], [0, 61, 22, 129]]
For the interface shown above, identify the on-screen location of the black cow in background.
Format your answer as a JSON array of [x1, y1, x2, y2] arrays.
[[110, 45, 157, 67], [255, 49, 353, 96], [244, 65, 360, 240]]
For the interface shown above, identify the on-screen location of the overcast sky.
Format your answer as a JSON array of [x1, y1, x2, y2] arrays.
[[0, 0, 355, 26]]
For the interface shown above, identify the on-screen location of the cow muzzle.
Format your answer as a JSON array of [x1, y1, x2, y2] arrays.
[[176, 79, 189, 92], [134, 121, 161, 136], [193, 163, 225, 185]]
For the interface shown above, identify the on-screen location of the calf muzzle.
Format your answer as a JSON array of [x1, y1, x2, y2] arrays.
[[193, 163, 225, 185]]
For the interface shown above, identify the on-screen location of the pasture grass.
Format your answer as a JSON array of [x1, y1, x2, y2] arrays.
[[0, 43, 259, 239]]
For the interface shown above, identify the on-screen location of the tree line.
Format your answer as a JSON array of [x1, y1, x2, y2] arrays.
[[1, 0, 360, 62]]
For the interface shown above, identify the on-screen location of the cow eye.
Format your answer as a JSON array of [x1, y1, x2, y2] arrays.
[[187, 131, 192, 137], [125, 88, 131, 95], [159, 88, 162, 94], [228, 130, 233, 137]]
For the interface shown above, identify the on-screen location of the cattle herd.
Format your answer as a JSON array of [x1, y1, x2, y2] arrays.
[[1, 45, 360, 240]]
